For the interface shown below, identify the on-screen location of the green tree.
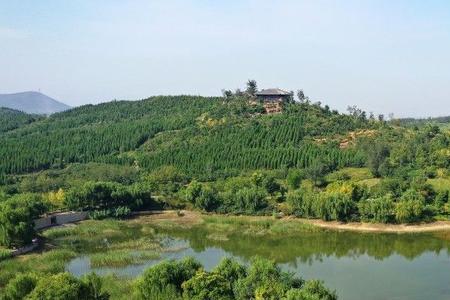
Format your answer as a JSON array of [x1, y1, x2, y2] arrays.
[[135, 257, 201, 298], [287, 170, 304, 189], [246, 80, 258, 97], [367, 143, 390, 177], [213, 258, 247, 285], [285, 280, 337, 300], [182, 271, 233, 300], [0, 194, 46, 247], [306, 162, 329, 187], [26, 273, 105, 300]]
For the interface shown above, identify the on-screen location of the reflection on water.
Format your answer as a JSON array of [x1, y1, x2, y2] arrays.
[[66, 227, 450, 300]]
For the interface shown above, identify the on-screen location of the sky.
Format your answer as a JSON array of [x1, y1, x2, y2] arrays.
[[1, 0, 450, 118]]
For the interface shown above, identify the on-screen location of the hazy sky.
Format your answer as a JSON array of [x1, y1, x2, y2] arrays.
[[1, 0, 450, 117]]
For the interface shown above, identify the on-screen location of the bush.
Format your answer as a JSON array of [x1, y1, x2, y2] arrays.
[[228, 187, 269, 214], [314, 192, 356, 221], [26, 272, 109, 300], [135, 257, 202, 298], [395, 200, 425, 223], [285, 280, 337, 300], [233, 257, 301, 299], [182, 271, 233, 300], [358, 195, 394, 223], [287, 189, 310, 217], [287, 169, 305, 189], [2, 273, 38, 300]]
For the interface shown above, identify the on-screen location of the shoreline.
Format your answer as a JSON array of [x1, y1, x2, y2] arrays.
[[132, 210, 450, 233]]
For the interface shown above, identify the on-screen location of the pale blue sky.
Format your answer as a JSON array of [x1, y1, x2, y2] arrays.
[[1, 0, 450, 117]]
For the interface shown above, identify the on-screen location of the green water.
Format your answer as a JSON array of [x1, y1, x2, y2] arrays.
[[67, 226, 450, 300]]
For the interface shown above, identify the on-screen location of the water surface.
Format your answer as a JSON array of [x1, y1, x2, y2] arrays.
[[66, 226, 450, 300]]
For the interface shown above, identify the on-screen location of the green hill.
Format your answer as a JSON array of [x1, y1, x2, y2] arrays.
[[0, 95, 449, 228], [0, 107, 43, 133], [0, 96, 369, 177]]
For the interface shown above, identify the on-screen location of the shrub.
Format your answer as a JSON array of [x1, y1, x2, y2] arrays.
[[2, 273, 38, 300], [135, 257, 201, 298], [182, 271, 233, 300], [358, 195, 394, 223], [26, 272, 108, 300], [287, 169, 305, 189], [395, 200, 425, 223]]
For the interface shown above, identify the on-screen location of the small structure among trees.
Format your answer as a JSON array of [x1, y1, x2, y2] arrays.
[[255, 88, 291, 114]]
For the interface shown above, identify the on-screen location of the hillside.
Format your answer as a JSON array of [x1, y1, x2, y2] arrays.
[[0, 95, 449, 226], [0, 96, 369, 177], [0, 91, 70, 115], [0, 107, 43, 133]]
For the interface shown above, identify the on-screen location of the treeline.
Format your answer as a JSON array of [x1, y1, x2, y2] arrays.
[[0, 181, 157, 248], [1, 257, 337, 300]]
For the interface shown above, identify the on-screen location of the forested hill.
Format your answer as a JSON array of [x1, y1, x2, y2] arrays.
[[0, 107, 43, 133], [0, 96, 372, 178]]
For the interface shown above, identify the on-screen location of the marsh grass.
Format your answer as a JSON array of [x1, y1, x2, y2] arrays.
[[201, 215, 317, 236], [0, 248, 12, 261], [90, 250, 159, 267], [0, 249, 77, 287]]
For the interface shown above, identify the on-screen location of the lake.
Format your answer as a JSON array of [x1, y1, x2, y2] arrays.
[[66, 224, 450, 300]]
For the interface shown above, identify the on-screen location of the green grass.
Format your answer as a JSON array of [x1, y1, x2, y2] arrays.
[[90, 250, 159, 267], [326, 167, 373, 182], [358, 178, 381, 188], [0, 248, 12, 261], [0, 249, 77, 288], [428, 178, 450, 192], [201, 215, 317, 236]]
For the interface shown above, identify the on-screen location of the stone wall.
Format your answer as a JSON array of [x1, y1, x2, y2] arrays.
[[34, 211, 88, 230]]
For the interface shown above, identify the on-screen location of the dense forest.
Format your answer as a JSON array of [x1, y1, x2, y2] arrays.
[[0, 108, 42, 134], [1, 83, 450, 248]]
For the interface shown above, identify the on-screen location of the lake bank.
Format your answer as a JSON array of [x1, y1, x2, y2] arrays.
[[131, 210, 450, 233], [3, 210, 450, 300]]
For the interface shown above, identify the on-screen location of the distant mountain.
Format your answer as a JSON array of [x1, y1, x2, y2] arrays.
[[0, 91, 70, 114]]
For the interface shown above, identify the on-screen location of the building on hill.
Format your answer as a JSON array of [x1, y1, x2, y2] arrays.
[[255, 88, 291, 114]]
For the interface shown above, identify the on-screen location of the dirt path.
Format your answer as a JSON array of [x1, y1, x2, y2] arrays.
[[131, 210, 450, 233], [302, 219, 450, 233]]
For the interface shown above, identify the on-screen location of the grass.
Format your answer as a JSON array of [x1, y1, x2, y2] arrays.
[[0, 248, 12, 261], [428, 178, 450, 192], [200, 215, 318, 236], [90, 250, 159, 267], [1, 220, 162, 287], [0, 249, 77, 288], [358, 178, 381, 188], [326, 167, 373, 182]]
